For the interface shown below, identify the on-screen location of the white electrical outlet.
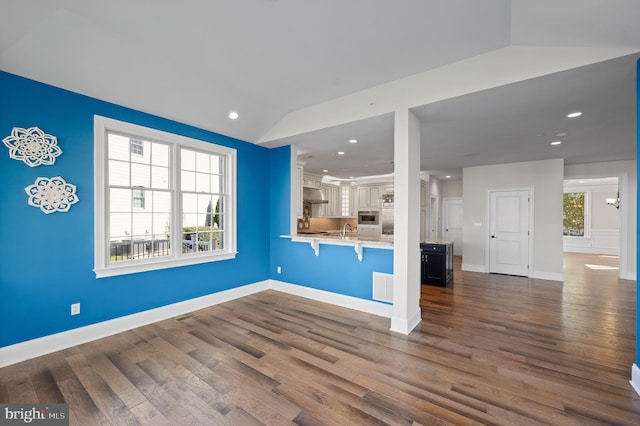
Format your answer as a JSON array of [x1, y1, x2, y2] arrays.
[[277, 266, 281, 274], [71, 303, 80, 315]]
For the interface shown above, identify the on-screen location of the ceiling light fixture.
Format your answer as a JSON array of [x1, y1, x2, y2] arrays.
[[445, 175, 451, 179], [228, 111, 239, 120], [556, 132, 568, 137], [550, 141, 562, 146], [337, 151, 345, 155], [567, 111, 582, 118], [349, 139, 358, 144], [323, 169, 328, 173]]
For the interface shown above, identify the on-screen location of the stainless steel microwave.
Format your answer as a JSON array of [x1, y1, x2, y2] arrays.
[[358, 210, 380, 225]]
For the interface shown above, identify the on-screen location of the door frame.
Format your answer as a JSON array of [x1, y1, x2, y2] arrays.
[[486, 188, 534, 277]]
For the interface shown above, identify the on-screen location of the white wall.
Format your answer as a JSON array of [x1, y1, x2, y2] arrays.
[[442, 179, 463, 198], [462, 158, 564, 280], [563, 179, 620, 255], [564, 160, 636, 280]]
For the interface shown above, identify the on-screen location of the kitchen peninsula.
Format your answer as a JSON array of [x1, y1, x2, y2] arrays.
[[283, 232, 393, 262]]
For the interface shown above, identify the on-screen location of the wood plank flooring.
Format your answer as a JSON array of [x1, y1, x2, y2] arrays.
[[1, 253, 639, 425]]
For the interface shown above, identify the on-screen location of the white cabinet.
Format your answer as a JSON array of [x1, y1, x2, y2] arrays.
[[357, 186, 381, 209], [303, 173, 322, 189], [319, 183, 339, 217]]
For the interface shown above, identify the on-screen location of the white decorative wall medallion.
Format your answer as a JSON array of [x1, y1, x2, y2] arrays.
[[24, 176, 79, 214], [2, 126, 62, 167]]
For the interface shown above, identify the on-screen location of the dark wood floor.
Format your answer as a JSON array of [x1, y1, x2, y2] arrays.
[[1, 253, 639, 425]]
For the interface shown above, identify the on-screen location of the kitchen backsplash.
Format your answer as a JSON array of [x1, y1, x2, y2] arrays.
[[297, 217, 357, 232]]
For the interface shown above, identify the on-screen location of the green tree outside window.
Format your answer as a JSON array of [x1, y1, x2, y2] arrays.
[[563, 192, 585, 236]]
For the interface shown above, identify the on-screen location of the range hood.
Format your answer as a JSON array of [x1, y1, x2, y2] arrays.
[[303, 187, 328, 204]]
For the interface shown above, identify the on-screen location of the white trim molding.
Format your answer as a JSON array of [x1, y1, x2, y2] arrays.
[[0, 281, 268, 368], [0, 279, 394, 368], [631, 364, 640, 396]]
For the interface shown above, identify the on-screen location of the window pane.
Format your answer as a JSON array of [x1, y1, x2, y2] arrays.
[[210, 175, 222, 194], [151, 165, 169, 189], [151, 142, 169, 167], [152, 213, 171, 237], [182, 193, 197, 214], [563, 193, 585, 236], [131, 163, 150, 187], [181, 149, 196, 171], [131, 140, 150, 164], [181, 170, 196, 191], [108, 133, 130, 161], [110, 188, 132, 212], [132, 213, 152, 236], [211, 155, 222, 174], [196, 151, 210, 173], [152, 191, 171, 213], [196, 172, 210, 193], [183, 212, 198, 228], [109, 160, 130, 186], [110, 212, 131, 238]]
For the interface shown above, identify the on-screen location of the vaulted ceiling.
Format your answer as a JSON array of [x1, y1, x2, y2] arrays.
[[1, 1, 639, 180]]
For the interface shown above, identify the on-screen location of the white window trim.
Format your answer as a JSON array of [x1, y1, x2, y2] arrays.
[[94, 115, 237, 278]]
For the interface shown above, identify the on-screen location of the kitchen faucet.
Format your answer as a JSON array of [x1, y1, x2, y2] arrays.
[[341, 223, 353, 237]]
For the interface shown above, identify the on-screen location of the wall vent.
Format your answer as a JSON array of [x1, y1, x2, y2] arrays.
[[372, 272, 393, 303]]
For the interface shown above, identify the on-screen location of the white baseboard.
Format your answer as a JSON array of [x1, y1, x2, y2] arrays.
[[621, 271, 637, 281], [390, 308, 422, 335], [631, 364, 640, 396], [532, 271, 564, 282], [0, 281, 269, 368], [462, 263, 486, 273], [269, 279, 393, 318], [0, 279, 396, 368]]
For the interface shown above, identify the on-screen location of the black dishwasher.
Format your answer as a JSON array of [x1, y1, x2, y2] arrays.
[[420, 242, 453, 286]]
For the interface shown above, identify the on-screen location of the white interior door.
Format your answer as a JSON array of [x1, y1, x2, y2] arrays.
[[489, 190, 530, 276], [444, 199, 463, 256]]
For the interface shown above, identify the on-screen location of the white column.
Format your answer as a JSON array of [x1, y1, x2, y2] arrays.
[[391, 108, 422, 334]]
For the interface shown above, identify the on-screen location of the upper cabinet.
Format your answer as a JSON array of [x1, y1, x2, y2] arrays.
[[357, 185, 381, 210], [302, 173, 322, 189], [319, 183, 340, 217]]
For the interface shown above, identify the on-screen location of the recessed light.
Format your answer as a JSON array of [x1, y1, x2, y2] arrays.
[[556, 132, 567, 137], [349, 139, 358, 144], [323, 169, 328, 173], [228, 111, 239, 120], [349, 176, 355, 179], [445, 175, 451, 179], [550, 141, 562, 146], [567, 111, 582, 118], [337, 151, 345, 155]]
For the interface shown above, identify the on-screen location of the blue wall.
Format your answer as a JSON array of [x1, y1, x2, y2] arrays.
[[268, 147, 394, 300], [0, 70, 394, 350], [0, 71, 271, 347]]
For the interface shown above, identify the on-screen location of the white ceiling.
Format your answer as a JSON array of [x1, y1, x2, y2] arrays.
[[1, 1, 639, 181]]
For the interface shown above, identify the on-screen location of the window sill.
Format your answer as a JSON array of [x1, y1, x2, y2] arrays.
[[94, 251, 238, 278]]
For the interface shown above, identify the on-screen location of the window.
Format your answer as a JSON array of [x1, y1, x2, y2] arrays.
[[94, 116, 236, 278], [563, 192, 586, 236], [132, 187, 145, 209], [341, 185, 350, 216], [130, 138, 144, 156]]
